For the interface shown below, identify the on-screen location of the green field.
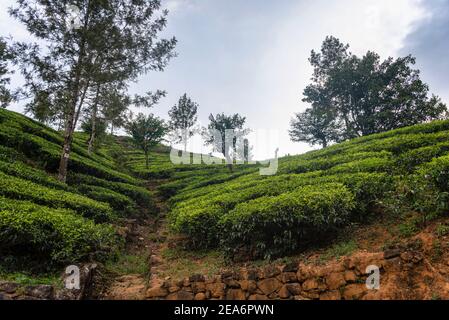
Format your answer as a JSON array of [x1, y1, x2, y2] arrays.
[[1, 107, 449, 269]]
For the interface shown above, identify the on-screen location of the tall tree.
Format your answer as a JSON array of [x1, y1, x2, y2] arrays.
[[126, 113, 167, 169], [0, 37, 15, 108], [289, 107, 340, 148], [291, 36, 447, 147], [202, 113, 249, 170], [168, 93, 199, 152], [10, 0, 176, 182]]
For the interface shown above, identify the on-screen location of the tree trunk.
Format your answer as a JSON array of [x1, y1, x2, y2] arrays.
[[145, 150, 149, 169], [58, 109, 76, 183], [88, 85, 101, 155], [57, 2, 91, 183]]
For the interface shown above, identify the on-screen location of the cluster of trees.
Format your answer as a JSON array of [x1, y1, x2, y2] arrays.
[[290, 36, 448, 148], [5, 0, 177, 182], [128, 93, 250, 170], [2, 1, 250, 176]]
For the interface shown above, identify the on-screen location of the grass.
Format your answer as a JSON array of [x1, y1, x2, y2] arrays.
[[159, 248, 225, 279], [319, 239, 358, 263], [105, 254, 150, 276], [0, 268, 62, 288]]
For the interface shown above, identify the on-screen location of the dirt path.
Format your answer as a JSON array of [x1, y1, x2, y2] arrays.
[[103, 179, 172, 300]]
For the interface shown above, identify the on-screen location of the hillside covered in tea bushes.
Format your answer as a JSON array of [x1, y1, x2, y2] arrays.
[[1, 107, 449, 274], [166, 120, 449, 259]]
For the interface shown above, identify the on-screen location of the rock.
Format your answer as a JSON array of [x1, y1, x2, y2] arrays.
[[263, 265, 281, 278], [302, 279, 319, 291], [25, 285, 54, 299], [191, 282, 206, 293], [282, 262, 299, 273], [257, 278, 282, 295], [296, 265, 316, 282], [343, 284, 367, 300], [146, 286, 168, 298], [190, 274, 205, 282], [0, 293, 11, 300], [344, 271, 357, 282], [320, 290, 341, 300], [248, 294, 268, 300], [286, 283, 302, 295], [194, 293, 206, 300], [182, 278, 190, 287], [247, 269, 261, 281], [223, 278, 241, 288], [206, 283, 225, 299], [301, 291, 320, 300], [279, 272, 297, 283], [326, 273, 346, 290], [239, 280, 257, 293], [226, 289, 246, 300], [168, 285, 180, 293], [383, 248, 401, 259], [293, 295, 310, 300], [167, 290, 194, 300], [149, 255, 162, 265], [0, 282, 19, 294], [278, 285, 290, 299]]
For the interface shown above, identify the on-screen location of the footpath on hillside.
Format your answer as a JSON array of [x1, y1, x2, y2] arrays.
[[102, 177, 449, 301]]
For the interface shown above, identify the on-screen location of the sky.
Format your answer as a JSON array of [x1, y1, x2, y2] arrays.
[[1, 0, 449, 159]]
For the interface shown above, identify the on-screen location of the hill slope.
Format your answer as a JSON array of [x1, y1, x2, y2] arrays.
[[1, 108, 449, 295], [165, 120, 449, 259]]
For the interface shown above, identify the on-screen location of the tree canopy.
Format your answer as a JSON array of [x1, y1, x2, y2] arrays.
[[168, 93, 199, 151], [10, 0, 176, 182], [126, 113, 167, 169], [290, 36, 448, 148]]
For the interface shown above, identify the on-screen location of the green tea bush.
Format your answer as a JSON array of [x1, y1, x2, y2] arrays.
[[0, 160, 69, 191], [67, 173, 153, 207], [76, 184, 136, 215], [220, 183, 355, 259], [0, 172, 113, 222], [0, 197, 119, 264]]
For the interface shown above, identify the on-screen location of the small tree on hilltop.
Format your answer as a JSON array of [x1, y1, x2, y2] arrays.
[[126, 113, 167, 169], [168, 93, 199, 152], [203, 113, 250, 171]]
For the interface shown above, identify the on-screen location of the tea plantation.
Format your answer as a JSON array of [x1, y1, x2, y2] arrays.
[[0, 109, 155, 267], [166, 120, 449, 259], [1, 107, 449, 268]]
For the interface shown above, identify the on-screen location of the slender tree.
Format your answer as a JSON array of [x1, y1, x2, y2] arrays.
[[168, 93, 199, 152], [126, 113, 167, 169], [203, 113, 249, 170], [10, 0, 176, 182], [0, 37, 15, 108]]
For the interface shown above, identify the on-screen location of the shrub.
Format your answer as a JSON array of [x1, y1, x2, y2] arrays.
[[0, 160, 69, 191], [76, 184, 137, 216], [67, 173, 153, 207], [220, 183, 355, 259], [0, 171, 113, 222], [0, 197, 120, 264]]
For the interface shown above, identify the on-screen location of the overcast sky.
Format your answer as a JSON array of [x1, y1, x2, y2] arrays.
[[1, 0, 448, 158]]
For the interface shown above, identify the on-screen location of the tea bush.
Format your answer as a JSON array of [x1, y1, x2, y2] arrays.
[[0, 197, 119, 264]]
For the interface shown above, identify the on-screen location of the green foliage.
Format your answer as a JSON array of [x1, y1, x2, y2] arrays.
[[76, 184, 136, 216], [0, 171, 113, 222], [220, 184, 355, 259], [67, 173, 153, 207], [0, 197, 119, 264], [291, 36, 447, 147]]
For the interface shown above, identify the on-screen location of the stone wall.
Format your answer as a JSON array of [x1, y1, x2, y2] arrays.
[[146, 247, 447, 300]]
